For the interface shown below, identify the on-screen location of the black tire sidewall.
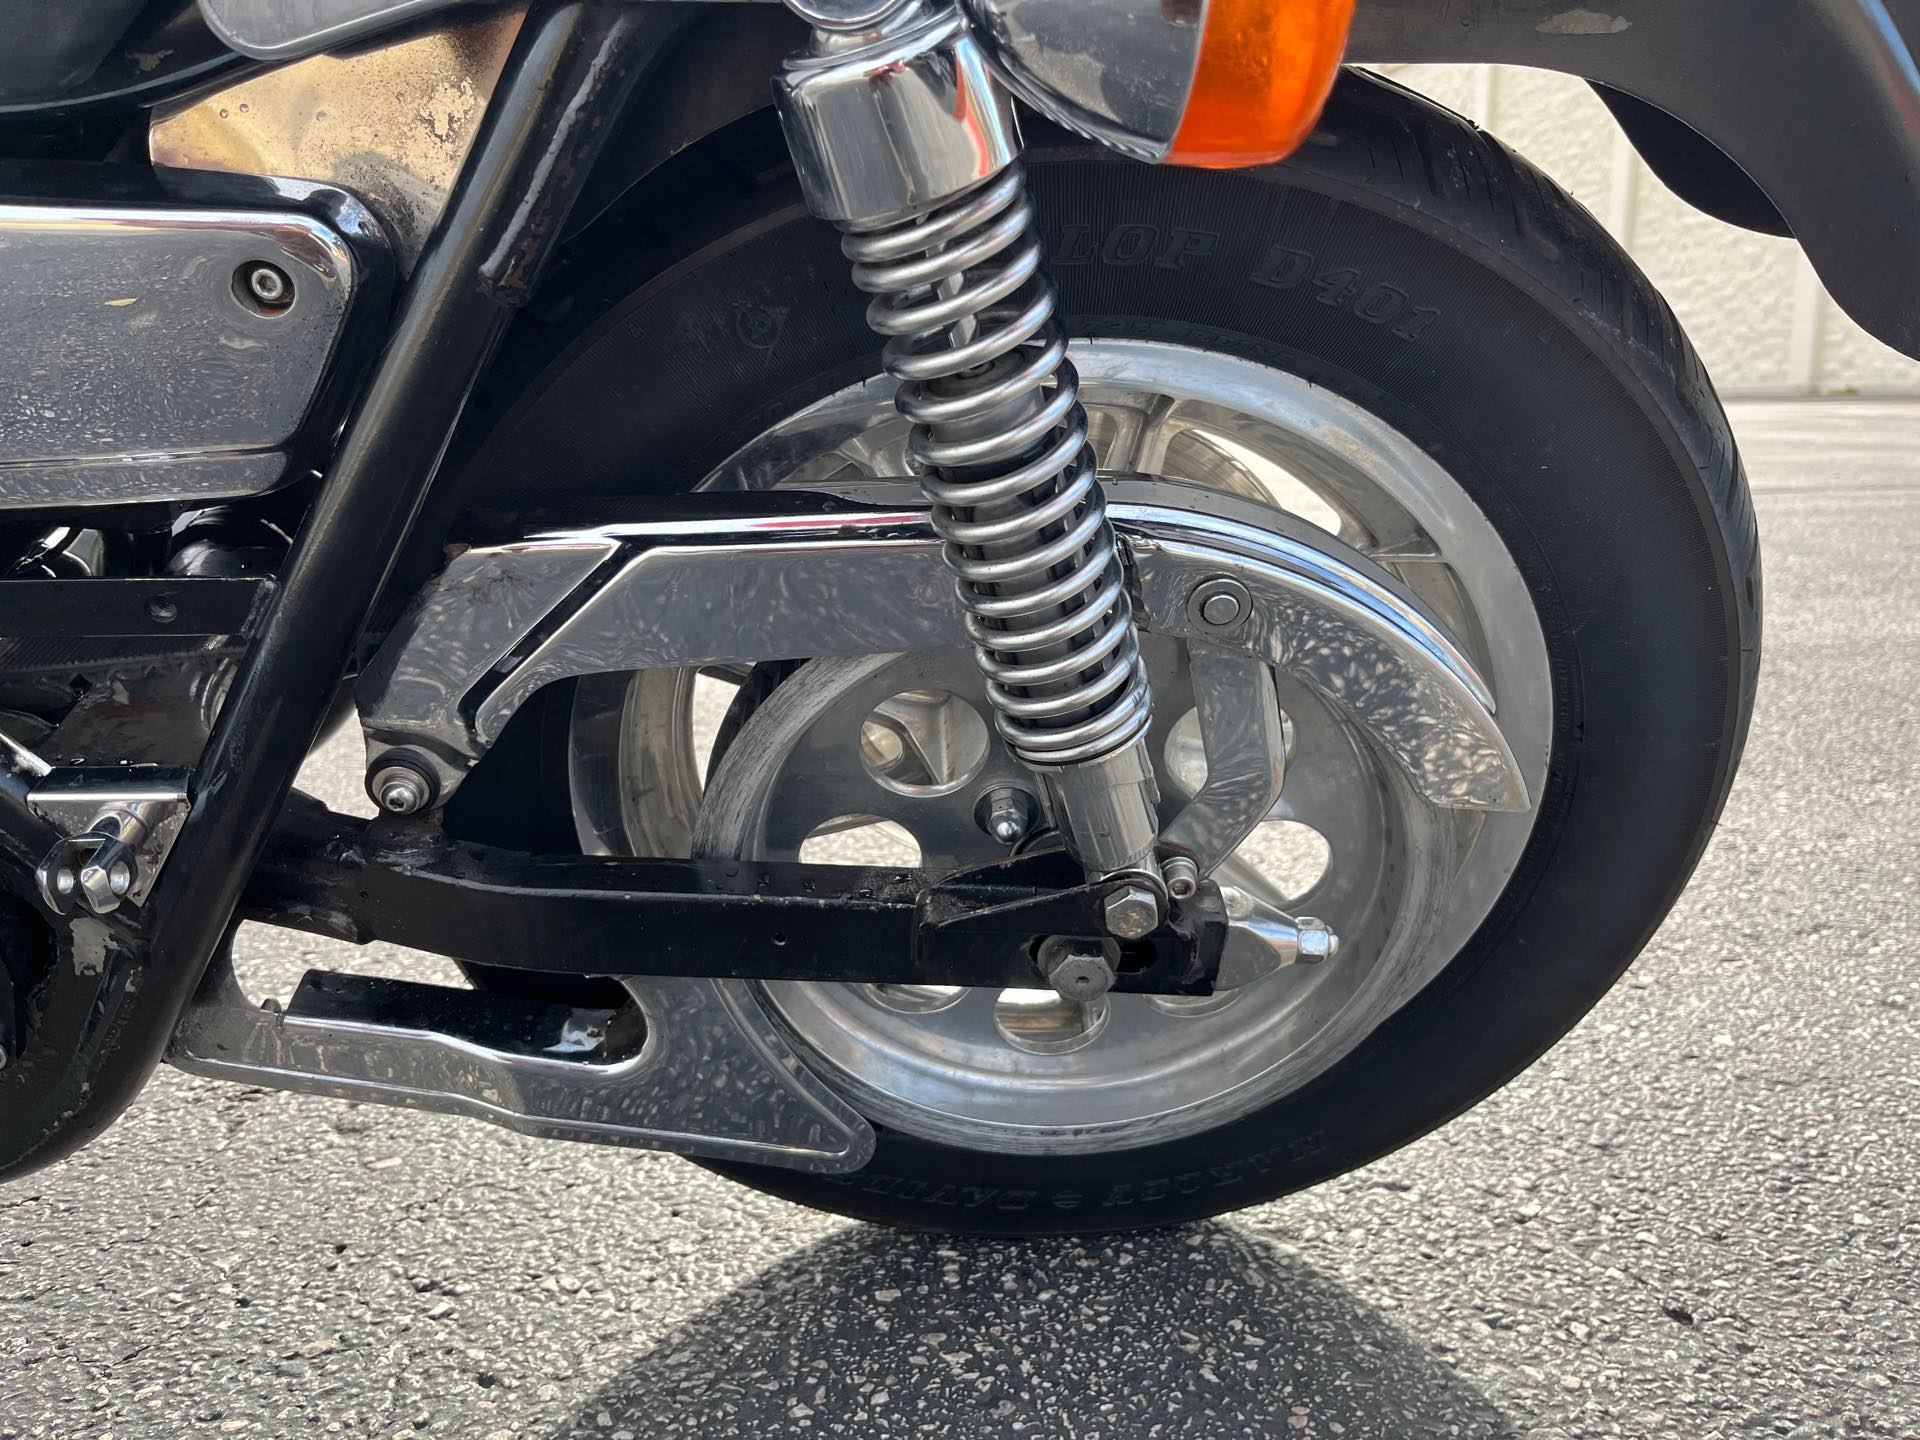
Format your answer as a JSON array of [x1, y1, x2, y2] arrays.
[[465, 80, 1755, 1232]]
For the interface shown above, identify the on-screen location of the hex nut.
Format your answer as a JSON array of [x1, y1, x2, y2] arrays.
[[1042, 946, 1116, 1000], [975, 786, 1038, 846], [77, 861, 127, 914], [1296, 916, 1340, 963]]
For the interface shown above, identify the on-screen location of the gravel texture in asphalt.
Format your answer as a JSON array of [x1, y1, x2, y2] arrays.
[[2, 401, 1916, 1439]]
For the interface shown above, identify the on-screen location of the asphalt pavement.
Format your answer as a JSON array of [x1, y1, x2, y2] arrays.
[[3, 401, 1917, 1439]]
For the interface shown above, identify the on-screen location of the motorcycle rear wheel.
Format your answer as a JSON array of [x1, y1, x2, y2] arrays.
[[452, 73, 1760, 1232]]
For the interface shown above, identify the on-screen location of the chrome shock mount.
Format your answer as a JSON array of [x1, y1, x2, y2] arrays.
[[774, 0, 1166, 916]]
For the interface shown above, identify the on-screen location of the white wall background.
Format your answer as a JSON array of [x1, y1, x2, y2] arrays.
[[1379, 65, 1920, 397]]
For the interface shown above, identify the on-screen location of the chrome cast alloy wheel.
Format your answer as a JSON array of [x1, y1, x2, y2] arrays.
[[568, 341, 1551, 1155]]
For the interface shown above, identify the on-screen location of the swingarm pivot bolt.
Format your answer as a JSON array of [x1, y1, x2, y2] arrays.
[[1102, 882, 1161, 940]]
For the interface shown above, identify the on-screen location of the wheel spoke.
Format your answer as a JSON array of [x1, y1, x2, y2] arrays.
[[858, 980, 1004, 1049], [1357, 535, 1443, 564], [1111, 392, 1180, 473]]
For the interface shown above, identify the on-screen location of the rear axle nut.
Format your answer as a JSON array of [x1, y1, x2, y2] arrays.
[[1039, 940, 1117, 1001]]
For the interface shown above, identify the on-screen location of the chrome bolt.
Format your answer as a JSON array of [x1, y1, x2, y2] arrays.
[[369, 762, 433, 816], [242, 262, 292, 308], [1189, 576, 1252, 629], [76, 858, 131, 915], [1201, 592, 1242, 625], [1039, 941, 1116, 1001], [1162, 855, 1201, 901], [1103, 882, 1161, 940], [1296, 916, 1340, 964], [976, 786, 1038, 847]]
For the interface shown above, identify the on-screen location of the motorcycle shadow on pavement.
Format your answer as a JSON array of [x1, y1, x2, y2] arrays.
[[552, 1218, 1514, 1438]]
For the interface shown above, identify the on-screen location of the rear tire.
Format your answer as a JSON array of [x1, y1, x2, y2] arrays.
[[455, 72, 1760, 1233]]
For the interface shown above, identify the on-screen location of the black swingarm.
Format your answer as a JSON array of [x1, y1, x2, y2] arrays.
[[243, 801, 1228, 997]]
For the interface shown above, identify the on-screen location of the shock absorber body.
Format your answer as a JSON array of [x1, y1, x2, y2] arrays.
[[775, 0, 1164, 891]]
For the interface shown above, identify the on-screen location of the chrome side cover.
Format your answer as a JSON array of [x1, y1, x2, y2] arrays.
[[0, 187, 369, 510], [360, 482, 1530, 817]]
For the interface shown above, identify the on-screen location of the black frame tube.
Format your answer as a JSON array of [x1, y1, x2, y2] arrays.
[[0, 1, 692, 1180]]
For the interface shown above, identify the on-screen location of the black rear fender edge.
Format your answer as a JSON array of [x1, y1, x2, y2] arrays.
[[1346, 0, 1920, 360], [569, 0, 1920, 361]]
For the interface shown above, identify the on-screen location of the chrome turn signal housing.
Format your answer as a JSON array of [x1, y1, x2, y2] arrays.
[[964, 0, 1355, 167]]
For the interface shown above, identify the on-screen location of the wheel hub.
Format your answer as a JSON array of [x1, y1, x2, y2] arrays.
[[576, 340, 1553, 1154]]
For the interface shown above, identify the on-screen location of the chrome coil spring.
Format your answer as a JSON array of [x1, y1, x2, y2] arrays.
[[840, 163, 1153, 768]]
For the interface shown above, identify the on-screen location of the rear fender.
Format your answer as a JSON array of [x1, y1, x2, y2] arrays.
[[1344, 0, 1920, 359], [582, 0, 1920, 359]]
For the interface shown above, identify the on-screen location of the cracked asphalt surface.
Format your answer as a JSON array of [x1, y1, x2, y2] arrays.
[[3, 400, 1917, 1439]]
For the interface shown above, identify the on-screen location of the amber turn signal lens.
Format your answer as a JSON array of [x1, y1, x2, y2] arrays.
[[1168, 0, 1355, 168]]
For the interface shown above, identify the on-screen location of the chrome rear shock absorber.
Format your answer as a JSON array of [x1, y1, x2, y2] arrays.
[[776, 0, 1164, 900]]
